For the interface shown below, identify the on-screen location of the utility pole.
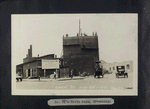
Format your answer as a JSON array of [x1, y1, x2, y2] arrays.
[[79, 19, 80, 36]]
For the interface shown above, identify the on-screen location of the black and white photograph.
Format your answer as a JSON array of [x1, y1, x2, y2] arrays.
[[11, 14, 138, 95]]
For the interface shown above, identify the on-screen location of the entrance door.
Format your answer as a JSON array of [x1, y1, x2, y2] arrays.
[[30, 69, 32, 77], [28, 69, 30, 77]]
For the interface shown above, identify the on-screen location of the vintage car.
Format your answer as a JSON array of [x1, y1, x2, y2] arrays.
[[94, 68, 104, 78], [116, 66, 128, 78], [16, 74, 23, 82], [94, 60, 104, 78]]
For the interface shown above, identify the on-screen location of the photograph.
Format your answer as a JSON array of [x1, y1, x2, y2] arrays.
[[11, 14, 138, 95]]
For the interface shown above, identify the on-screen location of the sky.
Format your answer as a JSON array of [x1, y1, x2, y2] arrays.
[[12, 14, 138, 72]]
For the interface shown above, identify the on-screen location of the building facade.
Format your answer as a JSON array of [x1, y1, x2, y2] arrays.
[[16, 45, 58, 78], [102, 60, 133, 73], [62, 33, 99, 75]]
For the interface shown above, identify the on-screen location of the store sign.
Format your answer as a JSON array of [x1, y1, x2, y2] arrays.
[[42, 59, 59, 69]]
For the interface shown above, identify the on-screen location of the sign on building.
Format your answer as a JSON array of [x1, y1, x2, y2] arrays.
[[42, 59, 59, 69]]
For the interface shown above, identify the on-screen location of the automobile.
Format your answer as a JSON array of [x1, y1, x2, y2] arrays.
[[94, 68, 104, 78], [16, 74, 23, 82], [94, 60, 104, 78], [116, 66, 128, 78]]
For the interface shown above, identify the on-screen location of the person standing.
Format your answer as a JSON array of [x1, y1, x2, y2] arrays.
[[38, 75, 40, 81], [70, 69, 73, 79], [54, 70, 56, 79]]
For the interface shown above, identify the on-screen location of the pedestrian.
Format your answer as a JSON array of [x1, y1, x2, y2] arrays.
[[79, 72, 81, 76], [38, 75, 40, 81], [71, 69, 73, 79], [54, 70, 56, 79]]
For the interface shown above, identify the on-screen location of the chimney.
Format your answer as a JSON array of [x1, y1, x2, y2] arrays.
[[95, 32, 97, 36], [66, 34, 68, 37], [30, 45, 32, 57], [28, 49, 30, 57]]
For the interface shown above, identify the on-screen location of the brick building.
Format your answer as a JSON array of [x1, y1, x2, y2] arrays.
[[62, 32, 99, 75]]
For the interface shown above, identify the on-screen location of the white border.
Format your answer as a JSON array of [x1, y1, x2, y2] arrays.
[[11, 14, 138, 96]]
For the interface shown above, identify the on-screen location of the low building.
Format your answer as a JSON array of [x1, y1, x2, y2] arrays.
[[16, 45, 59, 78], [101, 60, 133, 73]]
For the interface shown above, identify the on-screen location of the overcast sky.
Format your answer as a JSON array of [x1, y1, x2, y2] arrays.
[[12, 14, 137, 71]]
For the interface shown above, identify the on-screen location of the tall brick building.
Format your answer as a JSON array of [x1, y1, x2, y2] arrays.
[[62, 33, 99, 75]]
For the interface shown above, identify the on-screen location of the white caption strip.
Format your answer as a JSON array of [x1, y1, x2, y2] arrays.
[[48, 98, 114, 106]]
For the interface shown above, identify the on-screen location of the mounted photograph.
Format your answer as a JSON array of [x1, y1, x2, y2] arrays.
[[11, 14, 138, 95]]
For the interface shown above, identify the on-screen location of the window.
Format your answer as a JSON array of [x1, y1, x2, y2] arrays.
[[126, 64, 130, 69]]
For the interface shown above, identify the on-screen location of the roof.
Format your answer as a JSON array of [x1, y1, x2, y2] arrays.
[[100, 60, 107, 63], [17, 54, 57, 66], [63, 36, 98, 49], [16, 63, 23, 66], [37, 54, 55, 59]]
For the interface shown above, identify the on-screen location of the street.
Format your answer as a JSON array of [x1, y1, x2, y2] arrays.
[[16, 73, 133, 90]]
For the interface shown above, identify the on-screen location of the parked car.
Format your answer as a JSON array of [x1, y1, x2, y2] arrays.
[[94, 61, 104, 78], [16, 74, 23, 82], [116, 66, 128, 78], [94, 68, 104, 78]]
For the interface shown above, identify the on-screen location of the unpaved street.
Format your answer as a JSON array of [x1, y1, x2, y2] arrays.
[[16, 73, 133, 90]]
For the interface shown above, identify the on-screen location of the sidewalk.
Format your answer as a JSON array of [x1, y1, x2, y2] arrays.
[[19, 76, 85, 82]]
